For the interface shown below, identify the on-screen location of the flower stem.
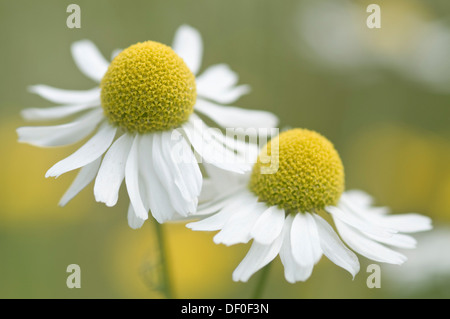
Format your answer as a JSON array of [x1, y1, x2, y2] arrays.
[[252, 262, 272, 299], [154, 222, 174, 299]]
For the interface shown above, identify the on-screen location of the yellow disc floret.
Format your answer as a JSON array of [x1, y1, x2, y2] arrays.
[[249, 129, 345, 212], [100, 41, 196, 133]]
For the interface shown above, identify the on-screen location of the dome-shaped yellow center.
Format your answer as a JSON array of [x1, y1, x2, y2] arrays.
[[249, 129, 345, 212], [100, 41, 196, 133]]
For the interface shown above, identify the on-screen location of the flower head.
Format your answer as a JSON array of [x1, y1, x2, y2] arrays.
[[101, 41, 196, 133], [187, 128, 432, 283], [250, 128, 345, 212], [17, 25, 278, 228]]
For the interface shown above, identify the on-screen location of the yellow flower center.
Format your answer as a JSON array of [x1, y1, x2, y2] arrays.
[[100, 41, 196, 133], [249, 129, 345, 212]]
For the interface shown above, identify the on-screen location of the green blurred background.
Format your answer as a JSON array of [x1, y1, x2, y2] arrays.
[[1, 0, 449, 298]]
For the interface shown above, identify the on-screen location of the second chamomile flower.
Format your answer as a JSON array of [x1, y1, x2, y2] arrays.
[[188, 128, 432, 283], [17, 25, 278, 228]]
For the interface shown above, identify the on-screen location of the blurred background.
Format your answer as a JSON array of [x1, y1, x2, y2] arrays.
[[0, 0, 449, 298]]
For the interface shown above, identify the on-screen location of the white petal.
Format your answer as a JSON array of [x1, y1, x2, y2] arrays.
[[196, 64, 250, 104], [334, 218, 408, 265], [232, 235, 284, 283], [160, 131, 197, 204], [45, 122, 117, 178], [213, 200, 263, 246], [152, 133, 195, 216], [342, 190, 374, 207], [374, 214, 433, 233], [17, 109, 104, 147], [127, 203, 146, 229], [187, 204, 236, 231], [58, 157, 101, 206], [290, 213, 323, 267], [28, 85, 100, 104], [166, 130, 202, 203], [191, 115, 259, 164], [327, 204, 397, 238], [172, 24, 203, 75], [125, 135, 148, 221], [138, 134, 176, 223], [202, 162, 253, 195], [251, 206, 286, 245], [94, 133, 133, 207], [365, 232, 417, 249], [187, 191, 251, 230], [71, 40, 110, 82], [182, 117, 251, 173], [195, 190, 240, 216], [21, 103, 100, 121], [279, 215, 314, 283], [313, 214, 360, 278], [195, 98, 279, 130]]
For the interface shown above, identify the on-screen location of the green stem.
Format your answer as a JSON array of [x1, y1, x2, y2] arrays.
[[252, 262, 272, 299], [154, 222, 174, 299]]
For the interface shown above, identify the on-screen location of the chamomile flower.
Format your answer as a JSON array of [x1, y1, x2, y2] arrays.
[[17, 25, 278, 228], [187, 129, 432, 283]]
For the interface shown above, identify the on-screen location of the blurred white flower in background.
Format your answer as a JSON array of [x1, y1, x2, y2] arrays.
[[384, 227, 450, 295], [296, 0, 450, 93]]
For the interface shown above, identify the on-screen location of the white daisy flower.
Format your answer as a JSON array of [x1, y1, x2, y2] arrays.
[[187, 128, 432, 283], [17, 25, 278, 228]]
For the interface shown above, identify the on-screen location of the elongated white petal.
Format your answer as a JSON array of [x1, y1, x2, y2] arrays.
[[28, 85, 100, 104], [342, 190, 374, 208], [374, 214, 433, 233], [127, 203, 146, 229], [160, 131, 194, 203], [152, 133, 195, 216], [46, 122, 116, 178], [290, 213, 323, 267], [182, 117, 251, 173], [279, 215, 314, 283], [172, 24, 203, 75], [94, 133, 133, 207], [202, 162, 253, 195], [334, 218, 408, 264], [196, 64, 251, 104], [365, 232, 417, 249], [17, 109, 104, 147], [251, 206, 286, 245], [313, 214, 360, 278], [187, 191, 252, 230], [197, 64, 239, 92], [71, 40, 110, 82], [232, 234, 284, 282], [125, 135, 148, 221], [59, 157, 101, 206], [21, 103, 100, 121], [196, 196, 235, 216], [138, 134, 176, 223], [187, 205, 235, 231], [327, 204, 396, 238], [213, 201, 262, 246], [165, 130, 202, 203], [195, 98, 278, 130], [206, 85, 251, 105], [190, 114, 259, 164], [339, 191, 432, 233]]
